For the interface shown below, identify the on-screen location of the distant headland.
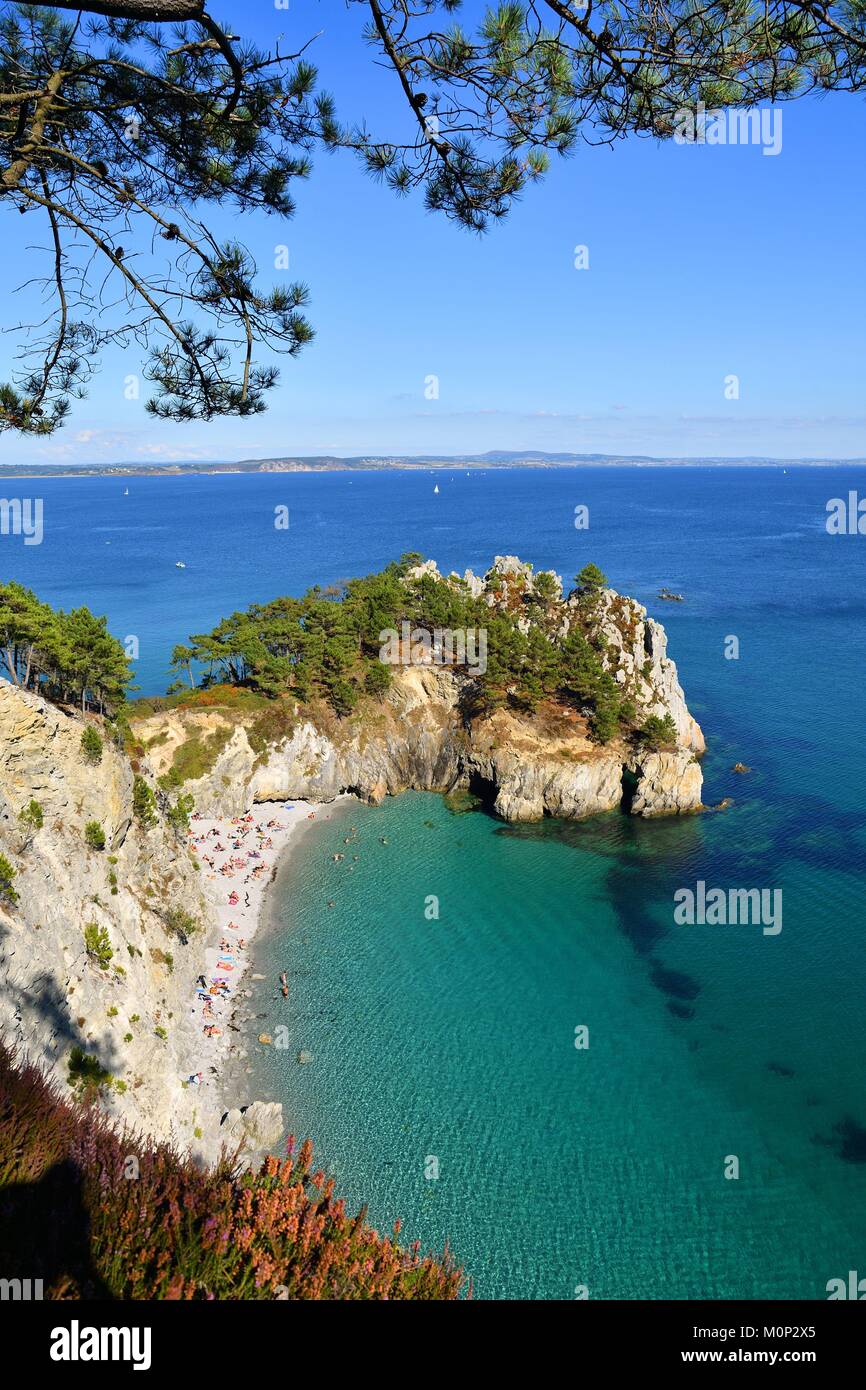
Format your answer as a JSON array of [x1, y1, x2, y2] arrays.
[[1, 451, 864, 479]]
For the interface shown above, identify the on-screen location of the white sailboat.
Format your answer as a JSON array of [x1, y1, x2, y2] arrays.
[[433, 484, 440, 494]]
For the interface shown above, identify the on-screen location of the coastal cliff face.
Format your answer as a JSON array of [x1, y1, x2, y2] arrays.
[[0, 681, 225, 1159], [133, 559, 705, 822]]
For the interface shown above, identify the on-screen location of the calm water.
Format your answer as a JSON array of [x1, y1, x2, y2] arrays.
[[7, 465, 866, 1298]]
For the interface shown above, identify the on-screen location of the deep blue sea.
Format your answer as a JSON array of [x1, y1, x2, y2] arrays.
[[6, 465, 866, 1298]]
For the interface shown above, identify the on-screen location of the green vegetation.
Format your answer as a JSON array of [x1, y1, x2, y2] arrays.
[[163, 906, 198, 942], [83, 922, 112, 970], [0, 582, 131, 714], [178, 555, 643, 743], [636, 714, 679, 751], [166, 793, 195, 833], [0, 1045, 463, 1299], [575, 563, 607, 592], [80, 726, 104, 764], [158, 727, 231, 789], [0, 853, 18, 906], [66, 1046, 112, 1100], [84, 820, 106, 851], [18, 799, 43, 832], [132, 776, 157, 828]]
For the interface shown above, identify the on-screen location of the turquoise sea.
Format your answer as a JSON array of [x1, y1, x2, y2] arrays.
[[7, 465, 866, 1298]]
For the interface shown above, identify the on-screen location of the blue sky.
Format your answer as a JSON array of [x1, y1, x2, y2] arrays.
[[1, 0, 865, 464]]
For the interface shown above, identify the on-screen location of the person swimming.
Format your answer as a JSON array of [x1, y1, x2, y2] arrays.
[[279, 970, 289, 998]]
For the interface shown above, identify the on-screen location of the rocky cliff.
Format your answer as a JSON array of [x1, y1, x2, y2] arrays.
[[0, 681, 231, 1160]]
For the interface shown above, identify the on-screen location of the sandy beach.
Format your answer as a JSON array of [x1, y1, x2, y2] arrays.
[[178, 799, 322, 1108]]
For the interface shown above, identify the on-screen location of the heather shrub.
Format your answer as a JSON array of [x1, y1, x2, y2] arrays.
[[0, 1045, 465, 1301]]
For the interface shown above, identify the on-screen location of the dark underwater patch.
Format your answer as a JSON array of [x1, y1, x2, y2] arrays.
[[650, 962, 701, 1002], [814, 1116, 866, 1164], [666, 1001, 695, 1020]]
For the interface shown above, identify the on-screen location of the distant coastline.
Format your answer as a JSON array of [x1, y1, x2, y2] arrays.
[[1, 452, 865, 479]]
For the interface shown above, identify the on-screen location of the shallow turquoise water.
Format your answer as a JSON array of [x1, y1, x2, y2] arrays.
[[249, 790, 866, 1300]]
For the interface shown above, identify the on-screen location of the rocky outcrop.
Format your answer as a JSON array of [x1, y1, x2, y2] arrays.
[[629, 749, 703, 817], [220, 1100, 284, 1154], [589, 587, 705, 755], [133, 559, 705, 822]]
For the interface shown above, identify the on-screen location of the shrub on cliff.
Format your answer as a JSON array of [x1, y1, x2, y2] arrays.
[[162, 905, 198, 942], [166, 793, 195, 833], [18, 799, 44, 832], [84, 820, 106, 851], [67, 1046, 112, 1100], [80, 727, 103, 764], [83, 922, 112, 970], [636, 714, 678, 751], [0, 1045, 464, 1301], [0, 854, 18, 906], [132, 776, 157, 829], [575, 563, 607, 592]]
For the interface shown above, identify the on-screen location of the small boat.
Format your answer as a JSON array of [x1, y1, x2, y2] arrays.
[[123, 487, 129, 496], [175, 561, 186, 569], [433, 484, 440, 495], [657, 587, 684, 602]]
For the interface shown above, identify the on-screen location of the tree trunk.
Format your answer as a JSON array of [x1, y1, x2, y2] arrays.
[[4, 647, 20, 686]]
